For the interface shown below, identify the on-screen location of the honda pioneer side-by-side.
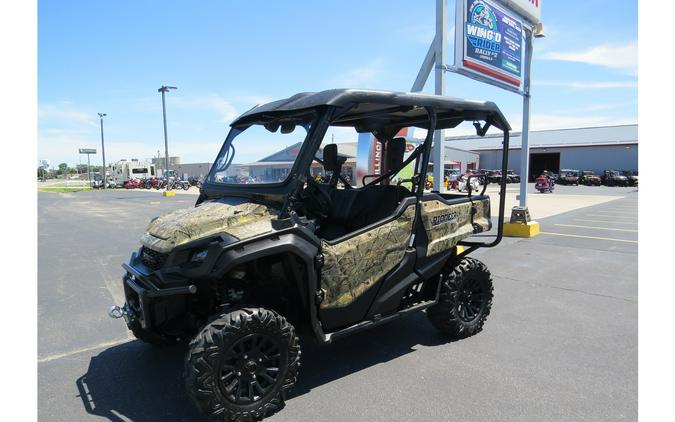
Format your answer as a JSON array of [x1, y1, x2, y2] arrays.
[[108, 89, 511, 421]]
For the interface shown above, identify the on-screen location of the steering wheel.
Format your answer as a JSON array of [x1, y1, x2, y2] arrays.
[[299, 176, 334, 219]]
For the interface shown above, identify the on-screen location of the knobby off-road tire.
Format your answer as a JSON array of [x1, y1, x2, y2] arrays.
[[185, 308, 301, 422], [427, 257, 494, 340]]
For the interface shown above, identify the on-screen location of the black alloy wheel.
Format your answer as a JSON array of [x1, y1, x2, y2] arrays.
[[185, 308, 300, 422], [456, 276, 487, 323], [427, 257, 494, 340], [217, 333, 284, 405]]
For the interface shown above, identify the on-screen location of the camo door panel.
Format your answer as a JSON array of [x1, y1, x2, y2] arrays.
[[320, 205, 416, 309], [421, 198, 491, 257]]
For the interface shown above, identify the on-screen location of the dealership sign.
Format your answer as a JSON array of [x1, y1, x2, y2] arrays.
[[454, 0, 525, 91], [78, 148, 96, 154], [500, 0, 541, 25]]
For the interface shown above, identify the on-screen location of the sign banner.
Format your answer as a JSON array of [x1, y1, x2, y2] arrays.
[[454, 0, 524, 91], [79, 148, 97, 154]]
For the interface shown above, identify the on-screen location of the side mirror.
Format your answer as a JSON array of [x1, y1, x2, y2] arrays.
[[386, 138, 406, 172], [323, 144, 339, 172]]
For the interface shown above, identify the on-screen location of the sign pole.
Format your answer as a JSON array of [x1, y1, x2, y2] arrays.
[[87, 153, 91, 187], [433, 0, 447, 192], [519, 28, 533, 207]]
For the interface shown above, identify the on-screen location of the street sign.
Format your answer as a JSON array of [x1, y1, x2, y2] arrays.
[[453, 0, 525, 92], [79, 148, 97, 154]]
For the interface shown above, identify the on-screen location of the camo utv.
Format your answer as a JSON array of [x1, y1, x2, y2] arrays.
[[109, 89, 511, 421]]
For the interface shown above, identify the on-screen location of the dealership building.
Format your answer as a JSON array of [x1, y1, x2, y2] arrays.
[[445, 124, 638, 181]]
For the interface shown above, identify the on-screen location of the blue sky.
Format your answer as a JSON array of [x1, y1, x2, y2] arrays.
[[38, 0, 637, 166]]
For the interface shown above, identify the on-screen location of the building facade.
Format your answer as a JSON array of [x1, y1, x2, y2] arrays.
[[444, 124, 638, 180]]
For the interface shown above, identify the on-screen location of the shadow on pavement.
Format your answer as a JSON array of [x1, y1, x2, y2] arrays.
[[76, 312, 447, 421]]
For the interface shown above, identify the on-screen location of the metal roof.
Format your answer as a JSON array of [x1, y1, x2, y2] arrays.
[[233, 88, 511, 132], [444, 124, 637, 150]]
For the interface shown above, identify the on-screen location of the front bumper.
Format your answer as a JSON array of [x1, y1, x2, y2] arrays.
[[120, 252, 197, 329]]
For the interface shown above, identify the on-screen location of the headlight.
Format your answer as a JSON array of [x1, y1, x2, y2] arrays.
[[190, 249, 208, 263]]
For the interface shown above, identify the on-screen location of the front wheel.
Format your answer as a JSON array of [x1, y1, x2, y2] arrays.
[[427, 257, 493, 340], [185, 308, 300, 422]]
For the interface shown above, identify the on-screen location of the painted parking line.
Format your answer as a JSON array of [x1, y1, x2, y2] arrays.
[[573, 218, 638, 225], [586, 214, 637, 220], [38, 337, 132, 364], [540, 231, 638, 243], [554, 224, 638, 233], [587, 211, 636, 216]]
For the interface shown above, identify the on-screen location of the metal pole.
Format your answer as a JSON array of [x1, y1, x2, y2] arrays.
[[432, 0, 447, 191], [161, 89, 169, 189], [519, 29, 534, 207], [87, 153, 91, 187], [99, 113, 107, 189]]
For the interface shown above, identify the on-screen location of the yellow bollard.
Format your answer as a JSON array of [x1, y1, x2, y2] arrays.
[[503, 221, 540, 237]]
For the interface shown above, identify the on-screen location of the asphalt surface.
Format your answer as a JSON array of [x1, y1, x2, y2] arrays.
[[38, 188, 637, 422]]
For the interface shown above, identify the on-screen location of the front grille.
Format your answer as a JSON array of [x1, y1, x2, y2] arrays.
[[141, 247, 168, 270]]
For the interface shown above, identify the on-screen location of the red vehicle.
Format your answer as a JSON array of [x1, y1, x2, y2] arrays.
[[123, 179, 143, 189], [535, 175, 555, 193]]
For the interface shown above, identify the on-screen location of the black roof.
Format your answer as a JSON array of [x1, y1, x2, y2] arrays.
[[232, 89, 511, 132]]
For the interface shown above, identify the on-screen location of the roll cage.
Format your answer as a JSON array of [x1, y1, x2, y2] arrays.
[[201, 88, 512, 252]]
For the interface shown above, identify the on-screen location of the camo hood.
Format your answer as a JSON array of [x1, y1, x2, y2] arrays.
[[140, 199, 278, 253]]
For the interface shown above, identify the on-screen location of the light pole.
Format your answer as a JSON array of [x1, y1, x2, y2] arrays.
[[158, 85, 177, 189], [98, 113, 107, 189]]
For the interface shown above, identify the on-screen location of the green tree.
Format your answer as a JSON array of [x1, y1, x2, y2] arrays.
[[58, 163, 68, 175]]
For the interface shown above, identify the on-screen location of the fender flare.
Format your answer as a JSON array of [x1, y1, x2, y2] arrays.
[[212, 232, 327, 342]]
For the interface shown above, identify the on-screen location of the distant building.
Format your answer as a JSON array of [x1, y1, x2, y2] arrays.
[[444, 124, 638, 180], [172, 162, 213, 180], [152, 156, 181, 171]]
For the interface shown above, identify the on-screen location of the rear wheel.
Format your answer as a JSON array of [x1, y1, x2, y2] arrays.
[[427, 257, 493, 340], [185, 308, 300, 422]]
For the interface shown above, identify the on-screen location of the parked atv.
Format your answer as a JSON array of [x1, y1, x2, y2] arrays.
[[622, 170, 638, 186], [557, 169, 580, 185], [580, 170, 601, 186], [602, 170, 629, 186], [535, 175, 555, 193], [108, 89, 512, 421], [505, 169, 520, 183], [486, 170, 502, 184]]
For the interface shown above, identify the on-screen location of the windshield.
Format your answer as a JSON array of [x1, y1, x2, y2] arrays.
[[209, 114, 315, 185]]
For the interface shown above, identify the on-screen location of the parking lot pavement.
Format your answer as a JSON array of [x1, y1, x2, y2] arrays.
[[38, 189, 637, 422]]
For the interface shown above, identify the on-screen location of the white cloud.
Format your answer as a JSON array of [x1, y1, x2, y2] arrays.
[[540, 42, 637, 74], [171, 94, 238, 122], [331, 59, 384, 87], [38, 103, 98, 127], [535, 80, 637, 90]]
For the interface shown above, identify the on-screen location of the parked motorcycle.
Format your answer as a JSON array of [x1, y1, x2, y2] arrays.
[[456, 172, 483, 193], [535, 175, 555, 193], [123, 179, 142, 189]]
